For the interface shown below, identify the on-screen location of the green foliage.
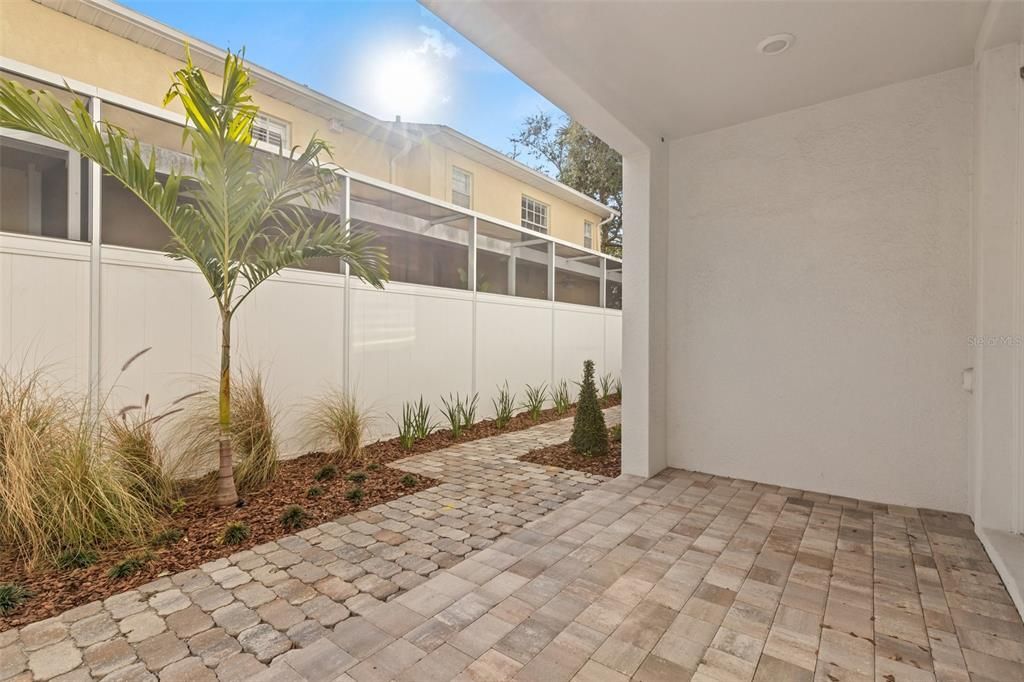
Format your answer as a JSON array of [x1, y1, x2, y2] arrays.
[[55, 548, 99, 570], [108, 551, 152, 580], [509, 112, 622, 255], [345, 487, 364, 502], [0, 50, 390, 507], [220, 521, 251, 545], [346, 471, 367, 485], [570, 360, 609, 456], [169, 498, 187, 516], [304, 389, 369, 467], [491, 382, 516, 429], [521, 383, 548, 421], [439, 392, 478, 439], [314, 464, 338, 482], [366, 463, 380, 472], [401, 474, 418, 488], [614, 377, 622, 398], [609, 424, 622, 443], [390, 397, 436, 449], [0, 366, 159, 567], [0, 583, 31, 615], [149, 527, 184, 548], [307, 485, 323, 498], [598, 373, 614, 400], [552, 380, 572, 415], [280, 505, 307, 531]]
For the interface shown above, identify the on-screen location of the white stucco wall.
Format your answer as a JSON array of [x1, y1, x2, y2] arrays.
[[667, 67, 973, 511]]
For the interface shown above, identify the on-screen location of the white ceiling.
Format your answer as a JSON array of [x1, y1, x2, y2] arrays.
[[426, 1, 992, 147]]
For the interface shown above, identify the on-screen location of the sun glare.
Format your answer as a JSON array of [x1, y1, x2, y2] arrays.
[[368, 50, 438, 121]]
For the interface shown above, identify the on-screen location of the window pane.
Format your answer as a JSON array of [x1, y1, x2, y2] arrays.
[[0, 136, 79, 241], [477, 218, 551, 300], [554, 244, 601, 306]]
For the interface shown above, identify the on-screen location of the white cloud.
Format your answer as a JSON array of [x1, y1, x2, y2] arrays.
[[416, 26, 458, 60]]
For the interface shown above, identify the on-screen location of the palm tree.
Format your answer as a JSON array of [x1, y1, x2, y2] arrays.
[[0, 50, 389, 506]]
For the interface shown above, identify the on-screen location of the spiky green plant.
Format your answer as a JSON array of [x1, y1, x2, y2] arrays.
[[307, 485, 323, 499], [439, 393, 478, 439], [149, 527, 183, 548], [598, 373, 614, 400], [491, 382, 516, 429], [314, 464, 337, 482], [613, 377, 622, 398], [0, 50, 389, 506], [303, 389, 370, 467], [390, 397, 436, 449], [0, 584, 31, 615], [280, 505, 307, 530], [345, 487, 364, 502], [55, 548, 99, 570], [220, 521, 250, 545], [552, 380, 572, 415], [609, 424, 622, 443], [401, 474, 418, 488], [521, 383, 548, 421], [108, 551, 152, 580], [346, 471, 367, 485], [570, 360, 609, 456]]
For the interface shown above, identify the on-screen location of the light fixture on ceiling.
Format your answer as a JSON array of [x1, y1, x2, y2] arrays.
[[757, 33, 795, 56]]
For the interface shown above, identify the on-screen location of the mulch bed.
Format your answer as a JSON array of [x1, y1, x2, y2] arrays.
[[0, 395, 621, 630], [518, 439, 622, 478]]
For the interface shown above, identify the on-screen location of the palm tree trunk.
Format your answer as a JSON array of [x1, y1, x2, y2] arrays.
[[215, 311, 239, 507]]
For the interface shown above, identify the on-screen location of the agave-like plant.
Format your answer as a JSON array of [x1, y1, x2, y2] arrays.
[[0, 50, 389, 506]]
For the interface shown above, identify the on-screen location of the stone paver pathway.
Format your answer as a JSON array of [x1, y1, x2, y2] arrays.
[[0, 408, 619, 681]]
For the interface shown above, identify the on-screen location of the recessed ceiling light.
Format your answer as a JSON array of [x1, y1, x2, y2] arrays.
[[758, 33, 795, 56]]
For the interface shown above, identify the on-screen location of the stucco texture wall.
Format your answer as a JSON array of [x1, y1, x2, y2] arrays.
[[668, 67, 972, 512]]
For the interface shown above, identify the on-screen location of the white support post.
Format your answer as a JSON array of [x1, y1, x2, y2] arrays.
[[26, 163, 41, 235], [547, 242, 556, 302], [67, 151, 81, 241], [599, 257, 607, 308], [342, 175, 352, 395], [508, 247, 517, 296], [87, 97, 103, 410], [470, 216, 478, 397]]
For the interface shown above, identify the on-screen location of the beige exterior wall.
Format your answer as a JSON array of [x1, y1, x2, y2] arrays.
[[0, 0, 606, 249]]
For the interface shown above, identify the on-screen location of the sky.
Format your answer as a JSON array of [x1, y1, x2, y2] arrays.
[[120, 0, 564, 163]]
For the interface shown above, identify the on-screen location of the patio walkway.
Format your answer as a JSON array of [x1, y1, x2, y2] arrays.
[[5, 407, 1023, 682]]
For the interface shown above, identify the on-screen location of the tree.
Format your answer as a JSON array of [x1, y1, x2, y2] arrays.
[[569, 360, 609, 456], [509, 113, 622, 256], [0, 50, 389, 507]]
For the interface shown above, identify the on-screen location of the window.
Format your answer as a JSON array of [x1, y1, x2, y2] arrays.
[[584, 221, 594, 249], [521, 195, 548, 233], [251, 114, 289, 148], [451, 166, 472, 208]]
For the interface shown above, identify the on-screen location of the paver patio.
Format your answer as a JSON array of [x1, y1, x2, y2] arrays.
[[4, 405, 1023, 681]]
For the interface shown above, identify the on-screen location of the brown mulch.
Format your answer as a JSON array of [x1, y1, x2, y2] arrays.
[[0, 395, 621, 630], [518, 439, 622, 478]]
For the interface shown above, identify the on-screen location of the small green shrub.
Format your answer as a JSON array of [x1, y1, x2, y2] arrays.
[[613, 377, 622, 398], [400, 474, 418, 488], [345, 487, 364, 502], [307, 485, 324, 498], [149, 527, 184, 548], [108, 551, 152, 580], [491, 382, 516, 429], [304, 389, 370, 467], [346, 471, 367, 485], [439, 393, 478, 439], [314, 464, 337, 482], [609, 424, 622, 443], [220, 521, 251, 545], [570, 360, 609, 456], [366, 463, 380, 472], [521, 383, 548, 420], [55, 548, 99, 570], [390, 397, 436, 450], [598, 373, 614, 400], [280, 505, 307, 531], [169, 498, 187, 515], [552, 380, 572, 415], [0, 584, 32, 615]]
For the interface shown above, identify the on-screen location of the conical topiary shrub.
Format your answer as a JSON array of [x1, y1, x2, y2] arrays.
[[570, 360, 609, 456]]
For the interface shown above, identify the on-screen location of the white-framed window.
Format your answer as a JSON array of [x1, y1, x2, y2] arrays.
[[451, 166, 472, 208], [521, 195, 549, 233], [252, 114, 290, 148], [584, 221, 594, 249]]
